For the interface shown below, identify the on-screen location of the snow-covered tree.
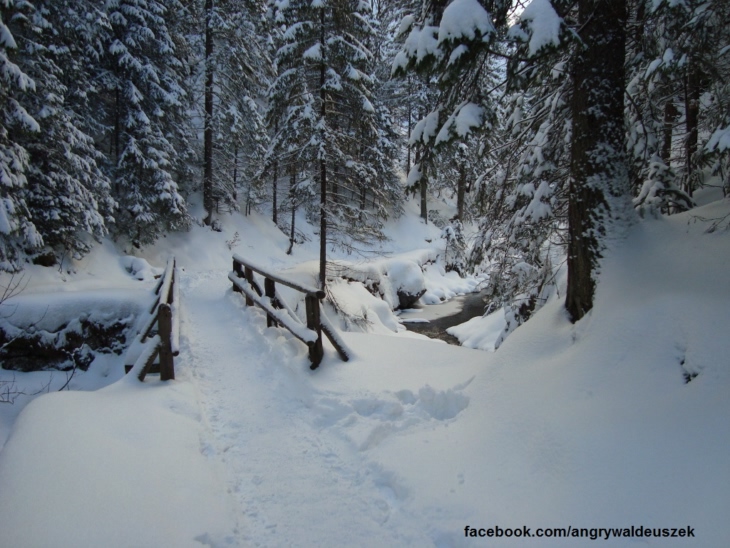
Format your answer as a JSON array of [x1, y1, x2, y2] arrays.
[[269, 0, 400, 287], [100, 0, 191, 246], [10, 0, 116, 261], [392, 0, 508, 222], [200, 0, 270, 226]]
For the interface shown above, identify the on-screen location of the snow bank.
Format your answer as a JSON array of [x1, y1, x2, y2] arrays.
[[0, 376, 235, 547], [447, 307, 506, 350]]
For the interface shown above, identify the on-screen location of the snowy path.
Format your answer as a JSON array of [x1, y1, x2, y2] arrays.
[[180, 269, 434, 546]]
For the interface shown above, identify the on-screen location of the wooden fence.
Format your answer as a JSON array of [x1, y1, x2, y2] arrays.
[[125, 258, 180, 381], [229, 254, 350, 369]]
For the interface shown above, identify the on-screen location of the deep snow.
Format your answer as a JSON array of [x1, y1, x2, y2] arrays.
[[0, 196, 728, 547]]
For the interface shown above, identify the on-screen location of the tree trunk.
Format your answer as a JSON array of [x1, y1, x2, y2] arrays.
[[288, 165, 297, 255], [566, 0, 628, 322], [272, 159, 278, 225], [661, 100, 678, 163], [684, 61, 700, 197], [420, 152, 428, 223], [457, 163, 466, 221], [203, 0, 215, 226], [318, 9, 327, 290]]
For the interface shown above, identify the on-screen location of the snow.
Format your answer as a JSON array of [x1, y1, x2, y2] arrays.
[[1, 196, 729, 546], [707, 124, 730, 152], [435, 102, 484, 145], [437, 0, 495, 45], [302, 43, 322, 61], [511, 0, 563, 56], [410, 109, 440, 145], [0, 377, 235, 547], [447, 308, 506, 350]]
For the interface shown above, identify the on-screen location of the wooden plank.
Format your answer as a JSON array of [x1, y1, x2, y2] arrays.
[[265, 278, 277, 328], [233, 254, 324, 298], [152, 258, 175, 313], [243, 267, 254, 306], [158, 303, 174, 381], [320, 312, 352, 362], [138, 345, 160, 382], [232, 259, 244, 293], [228, 273, 318, 344], [305, 294, 324, 370], [139, 308, 159, 343], [126, 336, 161, 382], [275, 289, 303, 326], [171, 266, 180, 356]]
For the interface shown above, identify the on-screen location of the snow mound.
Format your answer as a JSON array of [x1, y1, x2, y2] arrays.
[[120, 255, 163, 281]]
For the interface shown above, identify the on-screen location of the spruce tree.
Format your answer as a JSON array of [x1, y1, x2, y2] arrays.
[[269, 0, 399, 287], [0, 0, 41, 269], [101, 0, 190, 247]]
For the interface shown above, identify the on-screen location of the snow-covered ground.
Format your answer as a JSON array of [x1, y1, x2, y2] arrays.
[[0, 197, 729, 546]]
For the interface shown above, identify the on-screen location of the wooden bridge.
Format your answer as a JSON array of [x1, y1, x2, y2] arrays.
[[124, 258, 180, 381], [229, 254, 350, 369], [123, 254, 349, 380]]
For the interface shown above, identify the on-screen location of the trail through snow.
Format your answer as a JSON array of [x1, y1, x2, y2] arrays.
[[181, 269, 433, 546]]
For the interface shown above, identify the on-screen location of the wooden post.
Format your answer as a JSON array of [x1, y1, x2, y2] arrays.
[[244, 266, 254, 306], [232, 259, 243, 293], [158, 303, 175, 381], [166, 259, 176, 304], [265, 278, 277, 327], [305, 294, 324, 369]]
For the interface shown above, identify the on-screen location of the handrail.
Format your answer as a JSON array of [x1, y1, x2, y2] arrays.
[[230, 255, 350, 369], [232, 253, 325, 298], [125, 258, 179, 381]]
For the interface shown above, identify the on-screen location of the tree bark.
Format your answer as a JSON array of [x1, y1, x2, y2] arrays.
[[288, 164, 296, 255], [203, 0, 215, 226], [272, 158, 278, 225], [566, 0, 628, 322], [684, 60, 700, 197], [318, 9, 327, 290], [420, 152, 428, 223], [457, 163, 466, 221], [661, 100, 678, 163]]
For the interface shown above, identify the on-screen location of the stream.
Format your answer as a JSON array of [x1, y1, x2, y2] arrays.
[[398, 290, 488, 345]]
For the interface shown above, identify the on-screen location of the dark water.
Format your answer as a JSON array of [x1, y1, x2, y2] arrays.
[[404, 291, 487, 345]]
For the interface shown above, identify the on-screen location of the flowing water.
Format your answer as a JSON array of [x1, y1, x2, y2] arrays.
[[400, 290, 487, 344]]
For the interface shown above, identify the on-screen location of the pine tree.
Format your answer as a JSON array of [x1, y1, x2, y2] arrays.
[[101, 0, 190, 247], [269, 0, 399, 287], [12, 0, 115, 261], [0, 0, 41, 269], [392, 0, 508, 222]]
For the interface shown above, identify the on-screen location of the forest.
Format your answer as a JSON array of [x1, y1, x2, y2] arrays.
[[1, 2, 729, 545], [1, 0, 728, 333]]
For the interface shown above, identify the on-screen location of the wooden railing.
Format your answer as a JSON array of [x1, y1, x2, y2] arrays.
[[125, 258, 180, 381], [229, 254, 350, 369]]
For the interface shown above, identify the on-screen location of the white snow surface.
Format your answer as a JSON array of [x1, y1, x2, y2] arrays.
[[511, 0, 563, 55], [437, 0, 495, 45], [1, 197, 729, 546]]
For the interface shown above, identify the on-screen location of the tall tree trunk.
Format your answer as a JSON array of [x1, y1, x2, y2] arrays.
[[684, 61, 700, 197], [113, 86, 121, 194], [232, 143, 238, 201], [272, 159, 278, 225], [457, 163, 466, 221], [407, 76, 412, 174], [318, 10, 327, 290], [566, 0, 628, 322], [288, 165, 297, 255], [272, 119, 279, 224], [661, 100, 678, 163], [420, 151, 428, 223], [203, 0, 215, 226]]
